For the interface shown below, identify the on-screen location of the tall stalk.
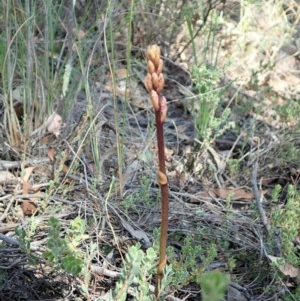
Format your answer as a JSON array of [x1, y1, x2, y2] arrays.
[[144, 45, 169, 299]]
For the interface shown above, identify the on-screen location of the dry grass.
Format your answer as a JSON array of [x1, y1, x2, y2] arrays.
[[0, 0, 299, 300]]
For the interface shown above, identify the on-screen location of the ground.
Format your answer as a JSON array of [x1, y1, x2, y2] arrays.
[[0, 1, 299, 300]]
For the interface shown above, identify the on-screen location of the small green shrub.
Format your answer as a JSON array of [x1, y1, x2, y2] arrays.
[[168, 235, 220, 287], [43, 217, 88, 275], [191, 65, 231, 144], [271, 185, 300, 267], [200, 270, 229, 301], [96, 243, 173, 301], [124, 175, 153, 211], [15, 226, 39, 264], [182, 6, 232, 146]]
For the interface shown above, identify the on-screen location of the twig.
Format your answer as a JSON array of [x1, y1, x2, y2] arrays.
[[90, 264, 120, 278], [251, 160, 271, 232], [0, 233, 20, 246], [0, 157, 50, 170], [273, 227, 283, 257], [0, 257, 24, 269], [0, 196, 15, 222], [107, 203, 150, 248]]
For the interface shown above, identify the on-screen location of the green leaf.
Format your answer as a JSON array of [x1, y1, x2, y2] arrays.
[[200, 271, 229, 301], [61, 256, 83, 275]]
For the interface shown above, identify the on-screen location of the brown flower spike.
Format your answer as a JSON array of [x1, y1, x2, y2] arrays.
[[145, 45, 168, 122], [145, 45, 169, 299]]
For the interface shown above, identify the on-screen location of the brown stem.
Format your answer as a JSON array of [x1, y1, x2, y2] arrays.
[[144, 44, 169, 299], [154, 97, 169, 299]]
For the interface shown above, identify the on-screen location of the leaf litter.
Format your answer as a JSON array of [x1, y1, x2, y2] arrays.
[[0, 0, 299, 300]]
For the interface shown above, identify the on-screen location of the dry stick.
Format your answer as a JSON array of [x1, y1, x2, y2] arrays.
[[251, 160, 271, 232]]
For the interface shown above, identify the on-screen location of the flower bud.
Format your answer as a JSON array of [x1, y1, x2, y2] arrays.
[[147, 60, 155, 74], [146, 45, 161, 64], [156, 73, 165, 93], [151, 72, 159, 90], [144, 73, 153, 92], [157, 59, 163, 74], [150, 90, 160, 111], [146, 45, 161, 69]]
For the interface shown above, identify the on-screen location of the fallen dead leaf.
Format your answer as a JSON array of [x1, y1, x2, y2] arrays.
[[21, 201, 38, 216], [22, 166, 35, 183], [48, 148, 69, 174], [0, 170, 17, 183], [207, 146, 227, 173], [40, 132, 58, 145], [267, 255, 300, 278], [213, 188, 254, 201], [46, 112, 65, 137], [22, 180, 33, 195], [195, 190, 212, 199], [48, 148, 56, 162], [19, 166, 40, 216]]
